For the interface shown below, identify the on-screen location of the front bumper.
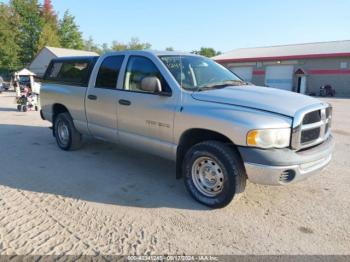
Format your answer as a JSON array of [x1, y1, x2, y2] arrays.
[[238, 135, 334, 185]]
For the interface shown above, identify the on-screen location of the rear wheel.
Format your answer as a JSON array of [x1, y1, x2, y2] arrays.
[[54, 112, 82, 151], [183, 141, 246, 208]]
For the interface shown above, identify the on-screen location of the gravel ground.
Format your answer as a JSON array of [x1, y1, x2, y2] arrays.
[[0, 91, 349, 255]]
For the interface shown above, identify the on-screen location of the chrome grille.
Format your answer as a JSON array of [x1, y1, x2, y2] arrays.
[[291, 104, 332, 150]]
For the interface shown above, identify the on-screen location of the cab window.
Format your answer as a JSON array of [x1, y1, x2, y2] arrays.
[[124, 56, 170, 93], [95, 56, 124, 89]]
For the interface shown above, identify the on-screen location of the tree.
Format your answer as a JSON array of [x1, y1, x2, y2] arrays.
[[100, 43, 110, 53], [10, 0, 43, 65], [58, 10, 84, 50], [192, 47, 221, 58], [38, 23, 61, 50], [110, 37, 152, 51], [43, 0, 54, 17], [83, 36, 101, 53], [110, 41, 127, 51], [0, 3, 21, 72], [165, 47, 174, 51], [37, 0, 60, 50], [128, 37, 151, 50]]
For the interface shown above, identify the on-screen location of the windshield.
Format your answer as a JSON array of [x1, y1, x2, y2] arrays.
[[159, 55, 246, 91]]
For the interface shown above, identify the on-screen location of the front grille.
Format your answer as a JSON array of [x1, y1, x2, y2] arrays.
[[303, 111, 321, 124], [292, 104, 332, 150], [301, 128, 321, 143]]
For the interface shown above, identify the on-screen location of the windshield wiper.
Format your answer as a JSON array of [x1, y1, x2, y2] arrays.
[[197, 80, 248, 92]]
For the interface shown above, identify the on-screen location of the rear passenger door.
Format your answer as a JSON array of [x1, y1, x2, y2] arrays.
[[85, 55, 124, 142]]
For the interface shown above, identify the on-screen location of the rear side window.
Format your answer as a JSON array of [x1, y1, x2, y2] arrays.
[[45, 58, 96, 86], [95, 56, 124, 89]]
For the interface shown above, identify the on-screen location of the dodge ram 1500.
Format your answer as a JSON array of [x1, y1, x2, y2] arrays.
[[40, 51, 334, 208]]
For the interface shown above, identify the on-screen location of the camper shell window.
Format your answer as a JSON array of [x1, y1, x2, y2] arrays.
[[44, 56, 99, 87]]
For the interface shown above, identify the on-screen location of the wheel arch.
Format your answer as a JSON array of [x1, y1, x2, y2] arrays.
[[176, 128, 241, 179], [52, 103, 70, 119]]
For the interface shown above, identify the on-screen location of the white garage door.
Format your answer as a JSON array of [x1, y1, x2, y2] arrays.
[[230, 67, 253, 82], [265, 65, 294, 91]]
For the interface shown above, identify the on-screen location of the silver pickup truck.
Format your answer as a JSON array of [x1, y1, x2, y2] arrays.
[[41, 51, 334, 208]]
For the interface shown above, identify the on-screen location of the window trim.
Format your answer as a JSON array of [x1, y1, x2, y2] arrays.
[[121, 55, 172, 96], [94, 55, 125, 90]]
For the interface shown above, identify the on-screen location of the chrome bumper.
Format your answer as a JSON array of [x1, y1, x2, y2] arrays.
[[244, 154, 332, 185]]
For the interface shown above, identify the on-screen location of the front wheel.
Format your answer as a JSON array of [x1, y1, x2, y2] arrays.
[[183, 141, 246, 208], [54, 112, 82, 151]]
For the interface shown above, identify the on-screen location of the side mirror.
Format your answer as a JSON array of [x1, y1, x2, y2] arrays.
[[140, 76, 162, 93]]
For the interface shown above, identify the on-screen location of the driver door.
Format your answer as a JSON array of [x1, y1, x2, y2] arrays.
[[117, 55, 177, 159]]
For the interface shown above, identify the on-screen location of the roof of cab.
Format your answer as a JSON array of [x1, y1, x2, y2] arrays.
[[49, 50, 200, 62], [103, 50, 199, 57]]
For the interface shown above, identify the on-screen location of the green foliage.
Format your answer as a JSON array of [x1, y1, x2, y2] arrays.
[[10, 0, 43, 65], [100, 43, 111, 53], [82, 37, 152, 54], [83, 37, 101, 54], [111, 41, 128, 51], [37, 0, 60, 51], [1, 0, 86, 72], [58, 10, 84, 50], [128, 37, 151, 50], [0, 3, 21, 71], [192, 47, 221, 58], [110, 37, 152, 51], [37, 23, 61, 50], [0, 0, 223, 74]]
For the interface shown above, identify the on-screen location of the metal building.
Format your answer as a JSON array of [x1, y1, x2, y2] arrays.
[[213, 40, 350, 97], [29, 46, 98, 78]]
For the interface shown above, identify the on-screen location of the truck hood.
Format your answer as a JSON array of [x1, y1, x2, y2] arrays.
[[191, 85, 323, 117]]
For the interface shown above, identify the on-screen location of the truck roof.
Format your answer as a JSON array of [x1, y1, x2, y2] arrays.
[[121, 50, 198, 56], [49, 51, 199, 63], [99, 50, 197, 56]]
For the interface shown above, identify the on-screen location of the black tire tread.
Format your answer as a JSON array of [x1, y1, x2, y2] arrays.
[[183, 140, 246, 208], [54, 112, 82, 151]]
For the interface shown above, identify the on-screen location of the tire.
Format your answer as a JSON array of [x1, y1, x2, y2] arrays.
[[54, 112, 82, 151], [183, 141, 246, 208], [17, 105, 21, 111], [22, 106, 27, 112]]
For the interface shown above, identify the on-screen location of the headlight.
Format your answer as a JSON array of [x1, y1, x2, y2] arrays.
[[246, 128, 291, 149]]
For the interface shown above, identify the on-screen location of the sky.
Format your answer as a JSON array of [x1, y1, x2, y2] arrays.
[[2, 0, 350, 52]]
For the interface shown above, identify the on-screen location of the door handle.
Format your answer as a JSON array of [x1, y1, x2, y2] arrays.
[[119, 99, 131, 106], [88, 95, 97, 100]]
